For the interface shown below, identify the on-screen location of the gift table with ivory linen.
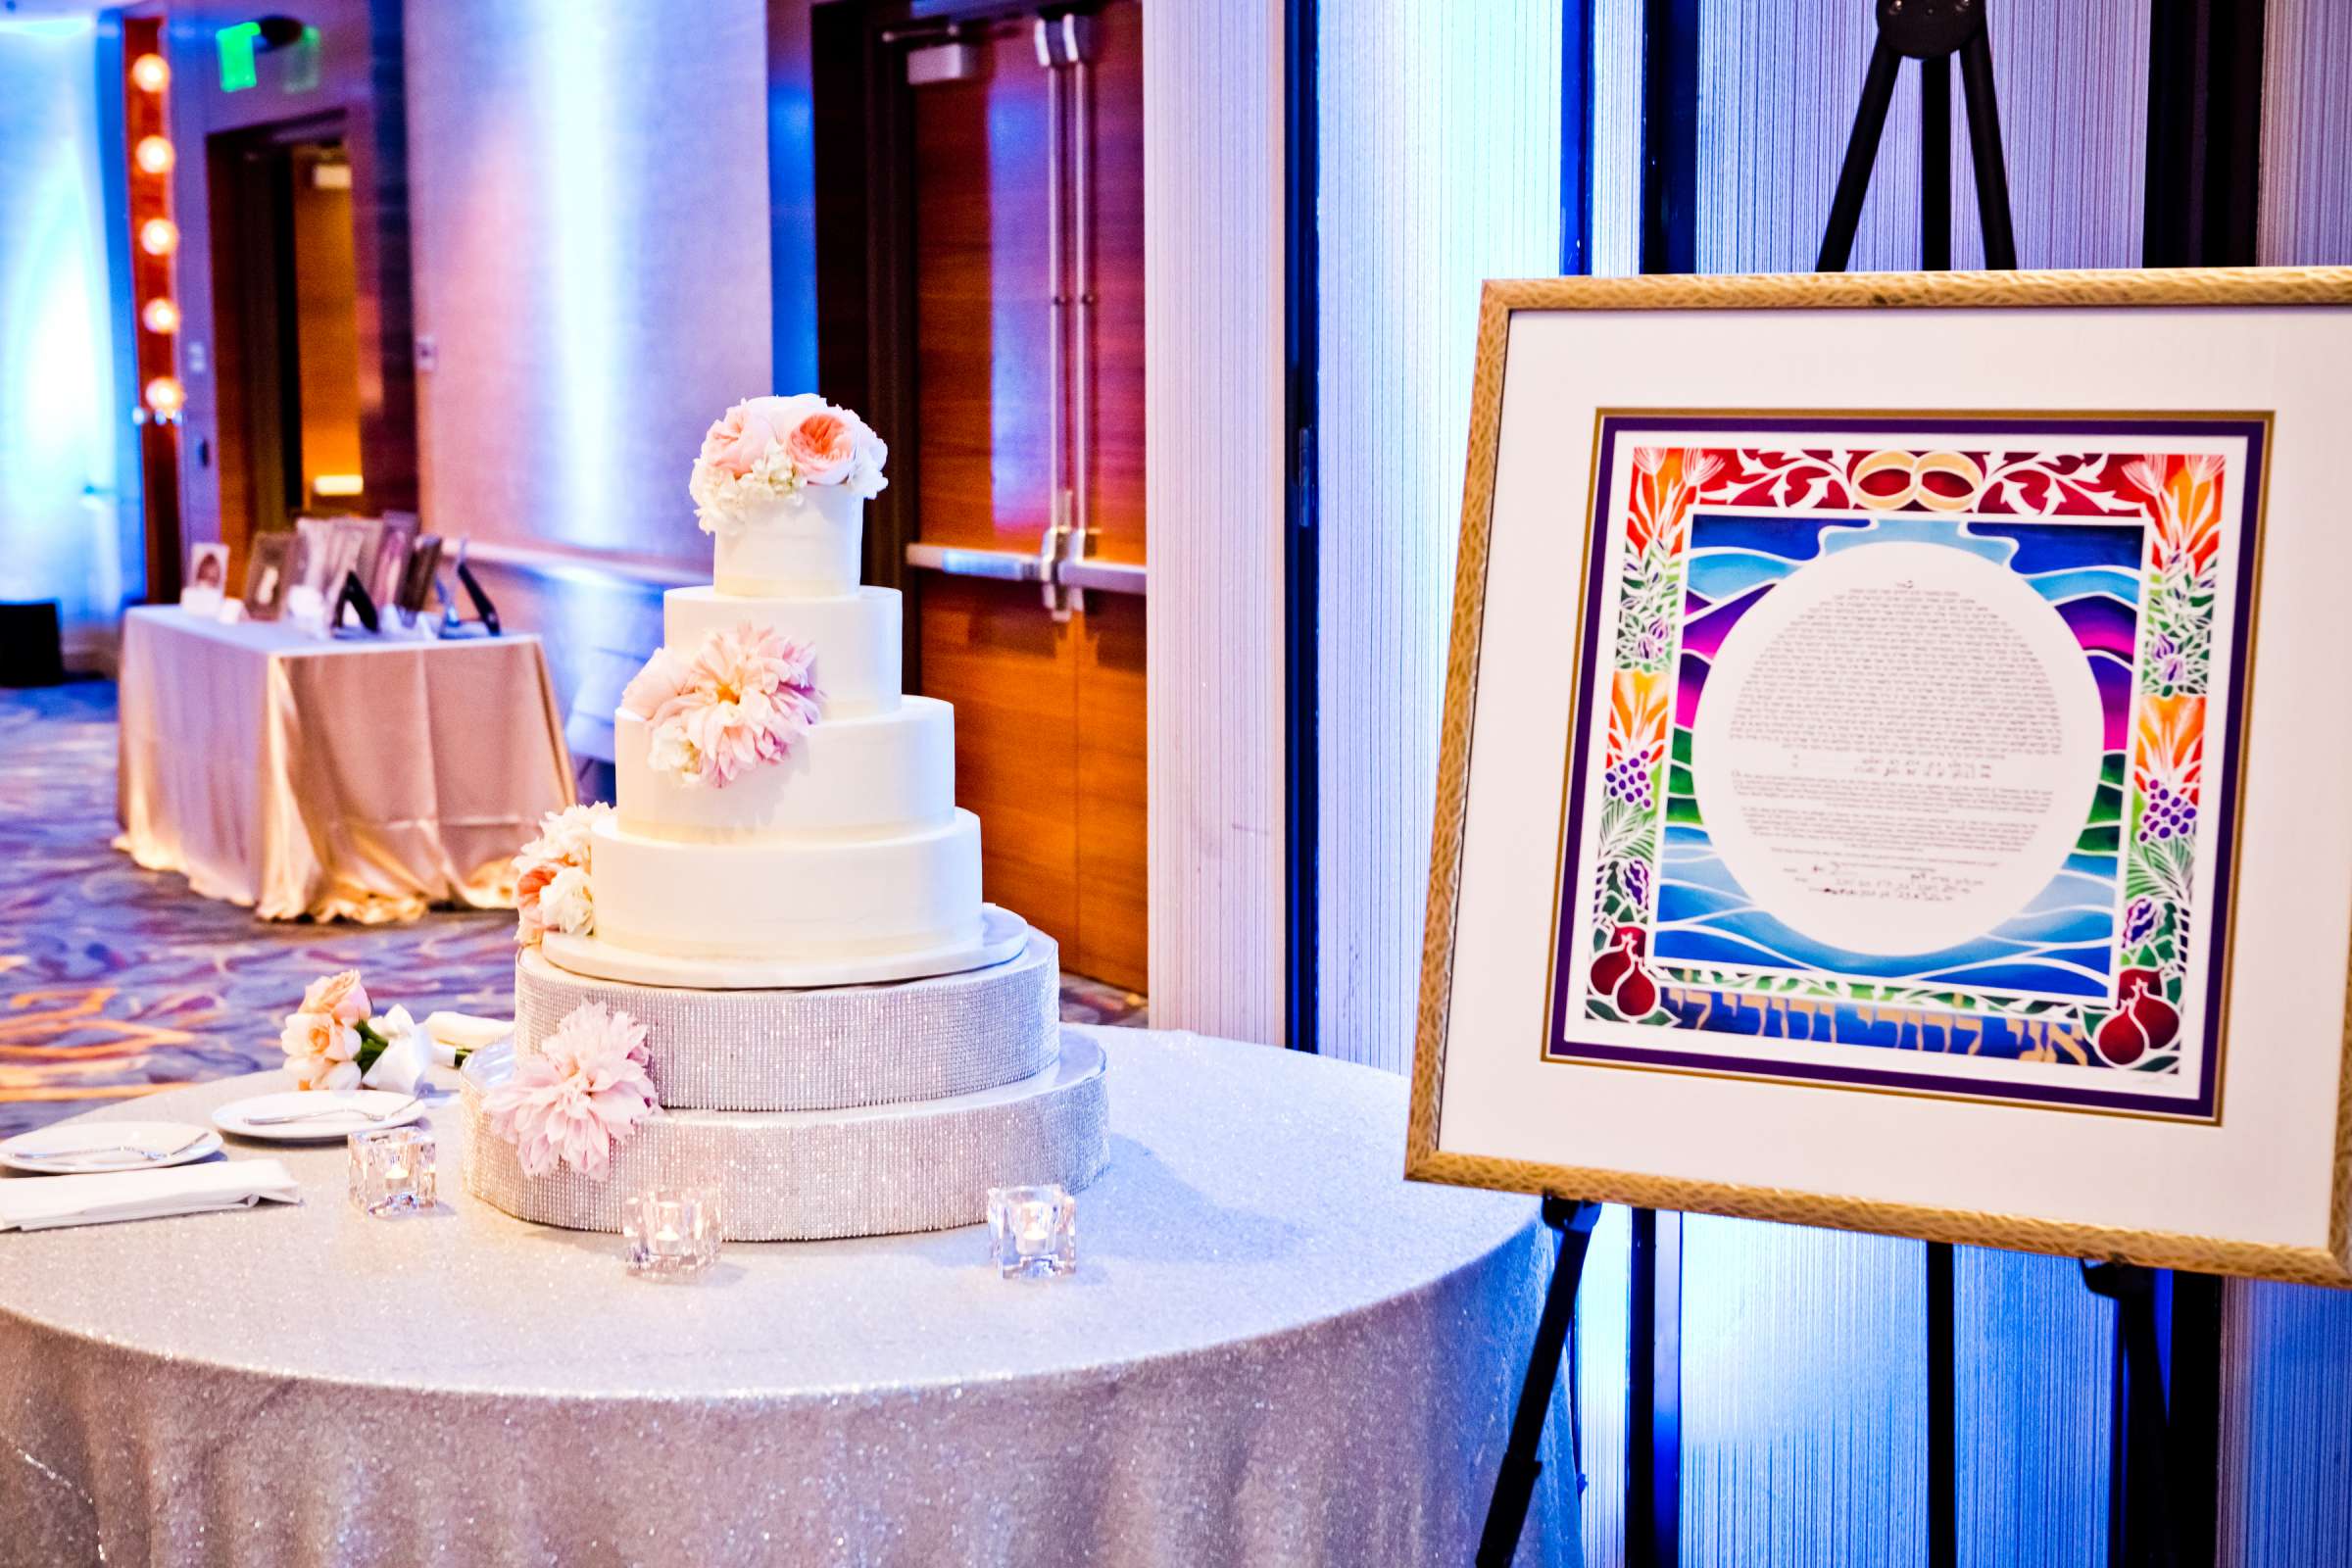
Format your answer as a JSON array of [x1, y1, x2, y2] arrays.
[[0, 1028, 1576, 1567], [114, 606, 575, 923]]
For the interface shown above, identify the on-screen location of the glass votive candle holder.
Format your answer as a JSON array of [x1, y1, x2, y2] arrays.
[[987, 1183, 1077, 1279], [347, 1126, 437, 1216], [621, 1186, 723, 1279]]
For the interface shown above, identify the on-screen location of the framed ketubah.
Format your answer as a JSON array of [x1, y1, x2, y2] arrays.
[[1408, 270, 2352, 1284]]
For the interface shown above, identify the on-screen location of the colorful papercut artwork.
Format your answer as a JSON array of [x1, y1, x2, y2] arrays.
[[1549, 416, 2267, 1119]]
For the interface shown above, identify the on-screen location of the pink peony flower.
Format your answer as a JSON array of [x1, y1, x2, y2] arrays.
[[483, 1002, 659, 1180], [645, 623, 821, 787], [787, 412, 858, 485]]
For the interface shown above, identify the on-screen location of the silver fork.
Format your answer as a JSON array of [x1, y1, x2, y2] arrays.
[[41, 1130, 212, 1166], [243, 1095, 421, 1127]]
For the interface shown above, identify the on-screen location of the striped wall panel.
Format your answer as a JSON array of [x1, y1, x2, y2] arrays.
[[1312, 0, 1561, 1073], [1141, 0, 1289, 1044], [2258, 0, 2352, 265]]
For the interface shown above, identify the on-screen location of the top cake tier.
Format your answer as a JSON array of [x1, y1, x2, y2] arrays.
[[712, 485, 864, 598]]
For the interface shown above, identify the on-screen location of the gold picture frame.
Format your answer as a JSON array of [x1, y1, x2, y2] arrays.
[[1407, 267, 2352, 1285]]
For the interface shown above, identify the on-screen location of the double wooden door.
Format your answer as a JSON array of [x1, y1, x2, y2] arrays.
[[864, 0, 1149, 993]]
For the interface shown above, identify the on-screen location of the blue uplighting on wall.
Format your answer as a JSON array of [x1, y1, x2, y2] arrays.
[[0, 17, 124, 654]]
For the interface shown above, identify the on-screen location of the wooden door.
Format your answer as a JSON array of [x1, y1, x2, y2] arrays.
[[904, 2, 1147, 994]]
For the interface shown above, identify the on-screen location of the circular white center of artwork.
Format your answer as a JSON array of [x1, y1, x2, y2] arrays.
[[1689, 539, 2105, 957]]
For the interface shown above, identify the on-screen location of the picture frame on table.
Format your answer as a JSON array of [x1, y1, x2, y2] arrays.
[[396, 533, 443, 615], [1408, 268, 2352, 1285], [241, 532, 294, 621], [185, 543, 229, 597], [370, 518, 416, 611], [291, 516, 337, 597]]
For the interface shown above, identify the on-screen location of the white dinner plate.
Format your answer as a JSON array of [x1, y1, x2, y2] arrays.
[[212, 1090, 427, 1143], [0, 1120, 222, 1175]]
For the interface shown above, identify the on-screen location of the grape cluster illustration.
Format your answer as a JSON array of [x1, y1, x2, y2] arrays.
[[2138, 782, 2194, 844], [1603, 758, 1652, 810]]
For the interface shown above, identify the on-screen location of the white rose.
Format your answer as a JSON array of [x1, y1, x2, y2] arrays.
[[847, 418, 890, 501], [540, 863, 594, 936], [647, 719, 701, 783]]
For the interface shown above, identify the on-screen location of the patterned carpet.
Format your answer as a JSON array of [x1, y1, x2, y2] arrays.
[[0, 680, 1146, 1138]]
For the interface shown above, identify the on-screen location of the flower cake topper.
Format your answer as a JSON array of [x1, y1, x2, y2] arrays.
[[483, 1001, 660, 1180], [622, 622, 821, 789], [689, 393, 888, 534]]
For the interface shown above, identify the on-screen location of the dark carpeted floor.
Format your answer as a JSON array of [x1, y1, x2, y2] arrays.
[[0, 680, 1145, 1138]]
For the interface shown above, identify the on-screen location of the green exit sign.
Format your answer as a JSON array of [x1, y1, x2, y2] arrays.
[[216, 21, 321, 93]]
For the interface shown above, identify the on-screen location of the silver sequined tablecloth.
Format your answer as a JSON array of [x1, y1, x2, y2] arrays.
[[0, 1029, 1577, 1567]]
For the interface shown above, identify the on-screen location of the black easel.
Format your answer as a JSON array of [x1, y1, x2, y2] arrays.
[[1818, 10, 2185, 1567], [1816, 0, 2015, 274], [1476, 1198, 1600, 1567]]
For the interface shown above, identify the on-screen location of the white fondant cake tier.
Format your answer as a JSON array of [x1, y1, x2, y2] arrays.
[[711, 484, 863, 597], [580, 808, 983, 964], [543, 904, 1028, 990], [662, 584, 902, 718], [613, 696, 956, 845]]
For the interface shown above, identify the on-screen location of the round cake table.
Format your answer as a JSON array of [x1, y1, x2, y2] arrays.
[[0, 1029, 1577, 1567]]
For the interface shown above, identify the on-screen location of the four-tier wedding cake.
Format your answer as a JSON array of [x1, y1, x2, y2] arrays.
[[459, 395, 1108, 1241]]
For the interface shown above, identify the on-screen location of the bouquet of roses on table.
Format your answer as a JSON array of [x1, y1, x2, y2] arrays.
[[279, 970, 510, 1092]]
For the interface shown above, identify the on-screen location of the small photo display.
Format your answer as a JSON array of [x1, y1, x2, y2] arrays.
[[186, 543, 229, 596], [397, 533, 443, 615], [243, 532, 294, 620], [371, 519, 416, 610]]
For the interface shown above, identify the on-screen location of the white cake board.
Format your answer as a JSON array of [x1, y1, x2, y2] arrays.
[[539, 904, 1030, 991]]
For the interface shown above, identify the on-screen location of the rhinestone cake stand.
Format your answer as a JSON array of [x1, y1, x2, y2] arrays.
[[460, 925, 1110, 1242]]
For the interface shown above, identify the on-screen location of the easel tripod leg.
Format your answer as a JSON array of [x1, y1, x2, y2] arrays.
[[1477, 1198, 1602, 1568], [1957, 28, 2017, 269], [1816, 40, 1903, 272]]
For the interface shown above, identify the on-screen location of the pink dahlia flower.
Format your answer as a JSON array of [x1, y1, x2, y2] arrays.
[[483, 1002, 658, 1180], [648, 622, 821, 787]]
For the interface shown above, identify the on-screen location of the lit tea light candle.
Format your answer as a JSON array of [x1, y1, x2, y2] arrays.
[[623, 1187, 721, 1280], [347, 1127, 436, 1217], [987, 1184, 1077, 1279]]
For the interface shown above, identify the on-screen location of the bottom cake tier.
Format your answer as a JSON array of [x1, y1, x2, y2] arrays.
[[458, 1034, 1109, 1241]]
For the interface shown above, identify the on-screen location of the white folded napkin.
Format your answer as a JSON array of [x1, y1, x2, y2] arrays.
[[422, 1010, 513, 1065], [0, 1159, 302, 1232]]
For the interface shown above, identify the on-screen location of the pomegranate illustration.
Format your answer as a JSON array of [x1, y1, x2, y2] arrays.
[[2094, 967, 2180, 1066], [1590, 924, 1659, 1019]]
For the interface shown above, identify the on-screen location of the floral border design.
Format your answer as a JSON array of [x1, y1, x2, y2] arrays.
[[1578, 440, 2232, 1088]]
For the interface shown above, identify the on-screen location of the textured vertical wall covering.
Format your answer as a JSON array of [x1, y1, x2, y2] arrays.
[[1953, 1249, 2110, 1567], [0, 21, 124, 663], [1314, 0, 1560, 1073], [1678, 1219, 1928, 1566], [406, 0, 769, 562], [1575, 1205, 1633, 1568], [2259, 0, 2352, 264], [1142, 0, 1287, 1043], [2219, 1281, 2352, 1565], [1694, 0, 2148, 272], [1590, 0, 1643, 276]]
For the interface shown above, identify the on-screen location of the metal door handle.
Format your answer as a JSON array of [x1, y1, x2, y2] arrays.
[[1057, 559, 1145, 595], [905, 540, 1146, 596], [903, 543, 1050, 583]]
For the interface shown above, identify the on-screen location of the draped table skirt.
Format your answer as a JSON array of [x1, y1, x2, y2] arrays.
[[0, 1029, 1576, 1566], [114, 607, 574, 922]]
